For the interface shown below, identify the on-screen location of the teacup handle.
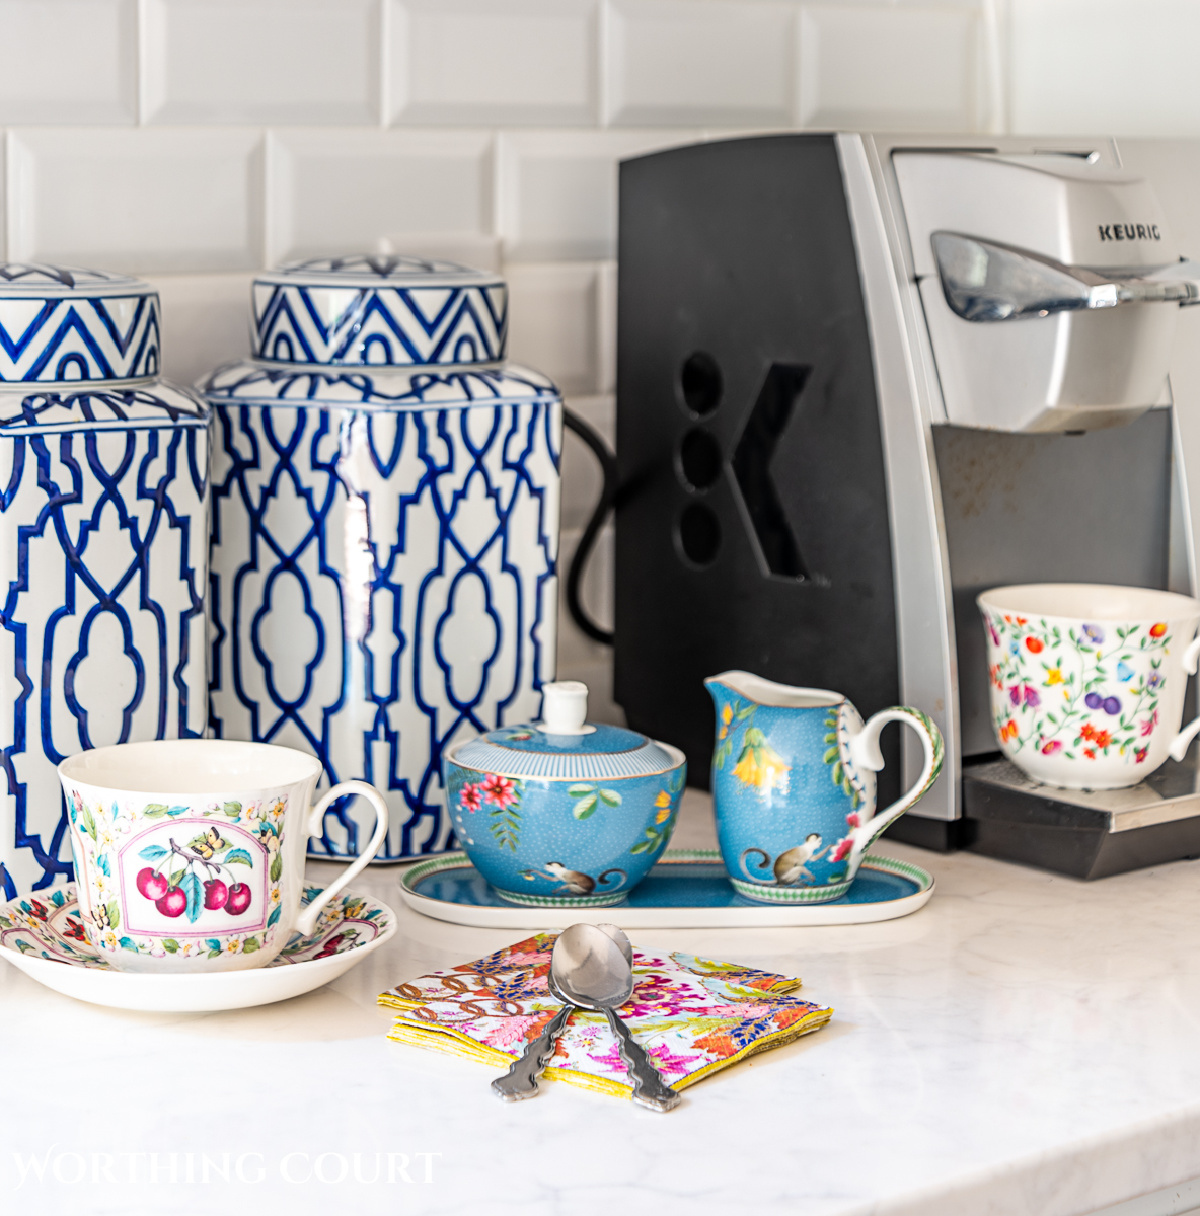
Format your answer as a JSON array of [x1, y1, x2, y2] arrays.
[[1166, 636, 1200, 761], [844, 707, 945, 860], [295, 780, 389, 936]]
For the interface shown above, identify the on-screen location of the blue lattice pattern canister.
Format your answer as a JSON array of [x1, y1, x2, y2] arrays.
[[202, 255, 562, 862], [0, 263, 211, 899]]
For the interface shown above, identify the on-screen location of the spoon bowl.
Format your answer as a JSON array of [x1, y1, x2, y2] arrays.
[[551, 923, 633, 1010], [552, 923, 681, 1112]]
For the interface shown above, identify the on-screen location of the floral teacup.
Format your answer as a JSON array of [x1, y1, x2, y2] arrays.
[[59, 740, 387, 973], [979, 584, 1200, 790], [705, 672, 943, 904]]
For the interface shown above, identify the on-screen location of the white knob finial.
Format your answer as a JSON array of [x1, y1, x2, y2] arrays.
[[540, 681, 590, 735]]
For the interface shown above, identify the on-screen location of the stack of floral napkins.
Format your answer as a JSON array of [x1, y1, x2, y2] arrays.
[[378, 932, 833, 1098]]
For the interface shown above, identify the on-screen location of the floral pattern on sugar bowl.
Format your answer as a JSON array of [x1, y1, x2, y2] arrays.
[[978, 584, 1200, 790], [442, 681, 687, 908]]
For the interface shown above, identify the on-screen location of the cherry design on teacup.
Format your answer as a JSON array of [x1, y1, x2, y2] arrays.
[[134, 825, 258, 922]]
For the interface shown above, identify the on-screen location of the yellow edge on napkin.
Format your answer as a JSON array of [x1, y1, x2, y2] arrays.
[[385, 1005, 833, 1096]]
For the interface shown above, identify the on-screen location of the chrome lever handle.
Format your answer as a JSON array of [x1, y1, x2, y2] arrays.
[[931, 231, 1200, 322]]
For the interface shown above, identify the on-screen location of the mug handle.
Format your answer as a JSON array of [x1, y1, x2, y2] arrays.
[[295, 780, 389, 936], [844, 707, 945, 861], [1166, 635, 1200, 761]]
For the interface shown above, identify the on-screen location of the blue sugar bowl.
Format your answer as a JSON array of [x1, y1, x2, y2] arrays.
[[442, 682, 686, 907]]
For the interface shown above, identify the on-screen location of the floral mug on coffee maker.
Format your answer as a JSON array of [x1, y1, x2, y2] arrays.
[[979, 583, 1200, 789]]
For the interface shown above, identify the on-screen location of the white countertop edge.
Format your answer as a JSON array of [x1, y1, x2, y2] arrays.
[[872, 1105, 1200, 1216]]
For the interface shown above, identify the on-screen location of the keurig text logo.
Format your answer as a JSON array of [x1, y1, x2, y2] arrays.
[[1098, 223, 1161, 241]]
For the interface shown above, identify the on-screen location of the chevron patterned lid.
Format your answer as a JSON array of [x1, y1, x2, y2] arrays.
[[251, 253, 508, 368], [0, 262, 161, 384]]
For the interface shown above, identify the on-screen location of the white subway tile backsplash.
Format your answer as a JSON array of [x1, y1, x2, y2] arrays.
[[0, 0, 137, 124], [390, 0, 598, 127], [142, 273, 253, 387], [8, 128, 264, 273], [266, 129, 493, 264], [597, 259, 616, 394], [142, 0, 382, 126], [605, 0, 795, 128], [506, 262, 605, 396], [560, 393, 615, 528], [1009, 0, 1200, 137], [798, 5, 979, 131], [497, 130, 699, 261]]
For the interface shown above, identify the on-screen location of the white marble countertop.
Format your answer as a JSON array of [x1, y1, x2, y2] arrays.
[[6, 791, 1200, 1215]]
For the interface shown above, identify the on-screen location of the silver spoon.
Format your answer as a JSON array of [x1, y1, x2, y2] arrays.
[[552, 922, 682, 1112], [597, 922, 633, 967], [491, 933, 574, 1102], [491, 922, 633, 1103]]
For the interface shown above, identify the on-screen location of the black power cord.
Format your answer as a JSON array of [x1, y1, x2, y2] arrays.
[[562, 406, 617, 646]]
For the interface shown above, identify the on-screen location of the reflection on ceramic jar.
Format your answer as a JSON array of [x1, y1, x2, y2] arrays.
[[442, 682, 687, 906], [0, 263, 210, 901], [201, 255, 561, 862]]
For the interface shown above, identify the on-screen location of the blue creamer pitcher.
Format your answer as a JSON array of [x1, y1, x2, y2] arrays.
[[705, 671, 943, 903]]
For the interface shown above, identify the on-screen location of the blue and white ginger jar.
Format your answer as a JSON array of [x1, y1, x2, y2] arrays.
[[201, 255, 562, 863], [0, 263, 211, 899]]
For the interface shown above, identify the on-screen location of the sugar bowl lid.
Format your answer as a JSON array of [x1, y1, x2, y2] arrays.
[[447, 682, 684, 781], [0, 262, 161, 384], [251, 253, 508, 368]]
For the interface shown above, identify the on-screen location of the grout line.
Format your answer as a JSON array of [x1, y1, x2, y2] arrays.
[[792, 0, 804, 130], [0, 130, 7, 263], [262, 130, 278, 269], [982, 0, 1006, 136], [136, 0, 149, 126], [597, 0, 611, 129], [4, 130, 16, 261], [378, 0, 390, 129]]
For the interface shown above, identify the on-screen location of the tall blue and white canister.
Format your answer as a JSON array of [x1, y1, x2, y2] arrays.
[[0, 263, 211, 899], [201, 255, 561, 862]]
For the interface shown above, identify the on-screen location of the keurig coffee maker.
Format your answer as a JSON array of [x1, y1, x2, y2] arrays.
[[614, 132, 1200, 877]]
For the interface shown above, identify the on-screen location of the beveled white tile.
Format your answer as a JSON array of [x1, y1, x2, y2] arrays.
[[798, 5, 980, 130], [383, 233, 502, 271], [560, 393, 615, 528], [141, 273, 254, 387], [8, 128, 264, 273], [142, 0, 381, 125], [1009, 0, 1200, 137], [556, 521, 615, 661], [497, 130, 700, 261], [605, 0, 795, 127], [505, 262, 603, 396], [0, 0, 137, 124], [266, 129, 494, 264], [390, 0, 598, 126]]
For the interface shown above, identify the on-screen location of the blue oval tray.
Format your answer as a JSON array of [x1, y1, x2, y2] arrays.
[[398, 849, 934, 928]]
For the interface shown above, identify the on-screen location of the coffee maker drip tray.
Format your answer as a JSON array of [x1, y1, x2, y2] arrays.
[[961, 754, 1200, 880]]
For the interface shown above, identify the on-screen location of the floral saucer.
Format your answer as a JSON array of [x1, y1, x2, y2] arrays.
[[0, 884, 396, 1012]]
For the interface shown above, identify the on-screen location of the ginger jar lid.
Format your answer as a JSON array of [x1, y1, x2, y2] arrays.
[[446, 683, 685, 781], [251, 253, 507, 368], [0, 262, 161, 384]]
